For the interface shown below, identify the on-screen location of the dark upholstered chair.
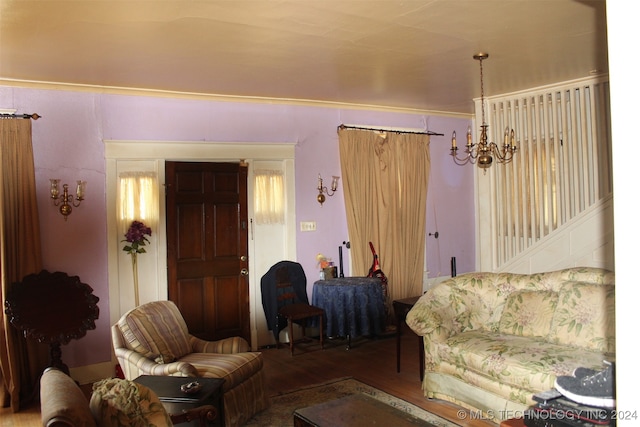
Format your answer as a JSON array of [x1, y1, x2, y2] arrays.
[[260, 261, 324, 355]]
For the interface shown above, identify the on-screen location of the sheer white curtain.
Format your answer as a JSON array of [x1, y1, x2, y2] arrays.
[[117, 172, 159, 234], [338, 128, 430, 304], [254, 169, 285, 225]]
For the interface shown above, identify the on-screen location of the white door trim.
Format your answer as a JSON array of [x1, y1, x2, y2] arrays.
[[105, 140, 297, 351]]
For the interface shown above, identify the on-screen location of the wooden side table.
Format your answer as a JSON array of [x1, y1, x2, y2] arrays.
[[134, 375, 225, 426], [393, 296, 424, 381]]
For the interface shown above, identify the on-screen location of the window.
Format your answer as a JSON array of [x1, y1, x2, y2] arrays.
[[117, 172, 159, 232], [254, 169, 284, 224]]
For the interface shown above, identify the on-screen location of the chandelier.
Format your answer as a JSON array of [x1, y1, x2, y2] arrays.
[[451, 52, 517, 169]]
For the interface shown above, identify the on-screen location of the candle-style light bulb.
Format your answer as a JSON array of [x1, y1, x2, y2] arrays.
[[451, 131, 457, 149], [331, 176, 340, 192], [466, 126, 472, 147], [50, 179, 60, 199], [76, 181, 86, 200]]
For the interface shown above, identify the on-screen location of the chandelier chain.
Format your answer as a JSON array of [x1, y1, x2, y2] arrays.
[[479, 56, 486, 126], [450, 52, 517, 170]]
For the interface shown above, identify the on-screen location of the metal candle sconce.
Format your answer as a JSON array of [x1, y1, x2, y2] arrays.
[[50, 179, 86, 220], [317, 174, 340, 205]]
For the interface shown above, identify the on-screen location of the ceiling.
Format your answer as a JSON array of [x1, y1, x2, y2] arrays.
[[0, 1, 609, 115]]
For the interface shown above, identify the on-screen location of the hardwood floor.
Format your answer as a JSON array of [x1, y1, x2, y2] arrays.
[[261, 328, 498, 427], [0, 326, 499, 426]]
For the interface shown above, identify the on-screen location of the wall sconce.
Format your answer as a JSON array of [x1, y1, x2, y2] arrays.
[[50, 179, 86, 220], [317, 174, 339, 205]]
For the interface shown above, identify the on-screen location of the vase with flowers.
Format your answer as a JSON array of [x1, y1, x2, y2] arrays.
[[122, 220, 152, 306]]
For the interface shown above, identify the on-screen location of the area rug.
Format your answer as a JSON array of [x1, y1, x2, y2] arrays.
[[244, 377, 459, 426]]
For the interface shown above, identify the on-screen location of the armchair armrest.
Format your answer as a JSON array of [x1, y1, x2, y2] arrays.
[[170, 404, 217, 425], [114, 346, 198, 377], [190, 335, 250, 354]]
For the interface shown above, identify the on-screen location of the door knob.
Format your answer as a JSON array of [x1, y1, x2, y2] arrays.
[[240, 255, 247, 261], [240, 268, 249, 276]]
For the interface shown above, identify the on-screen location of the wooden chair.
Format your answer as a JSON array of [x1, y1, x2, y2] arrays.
[[261, 261, 324, 355], [4, 270, 99, 375]]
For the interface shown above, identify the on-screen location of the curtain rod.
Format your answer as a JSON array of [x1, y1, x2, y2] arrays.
[[0, 113, 41, 120], [337, 124, 443, 136]]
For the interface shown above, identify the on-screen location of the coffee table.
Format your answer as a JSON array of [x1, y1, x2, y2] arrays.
[[134, 375, 225, 426], [293, 393, 434, 426]]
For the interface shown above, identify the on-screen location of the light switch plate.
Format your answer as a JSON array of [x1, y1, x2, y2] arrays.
[[300, 221, 316, 231]]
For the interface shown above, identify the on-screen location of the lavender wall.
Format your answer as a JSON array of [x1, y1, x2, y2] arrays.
[[2, 85, 474, 368]]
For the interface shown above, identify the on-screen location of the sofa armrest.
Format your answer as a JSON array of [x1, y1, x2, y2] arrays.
[[40, 367, 97, 427], [406, 280, 465, 340], [406, 300, 458, 342], [406, 284, 468, 371], [190, 335, 250, 353]]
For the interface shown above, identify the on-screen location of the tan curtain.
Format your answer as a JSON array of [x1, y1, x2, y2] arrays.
[[338, 128, 430, 305], [0, 118, 47, 411]]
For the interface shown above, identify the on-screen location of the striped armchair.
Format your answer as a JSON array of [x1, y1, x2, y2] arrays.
[[112, 300, 269, 427]]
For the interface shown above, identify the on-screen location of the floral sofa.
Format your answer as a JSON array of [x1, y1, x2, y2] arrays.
[[406, 267, 615, 421]]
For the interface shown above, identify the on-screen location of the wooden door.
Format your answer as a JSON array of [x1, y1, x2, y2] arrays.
[[165, 161, 250, 342]]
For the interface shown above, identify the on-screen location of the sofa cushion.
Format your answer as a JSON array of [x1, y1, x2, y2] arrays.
[[118, 300, 192, 363], [90, 378, 172, 427], [549, 282, 615, 352], [498, 291, 558, 338], [440, 330, 609, 393]]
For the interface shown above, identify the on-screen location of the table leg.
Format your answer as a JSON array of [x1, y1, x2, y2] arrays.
[[418, 336, 424, 381], [396, 308, 402, 373], [288, 318, 294, 355], [393, 297, 422, 381], [319, 313, 324, 350]]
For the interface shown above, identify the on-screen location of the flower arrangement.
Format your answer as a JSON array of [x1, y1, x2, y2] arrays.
[[316, 253, 330, 269], [316, 253, 336, 279], [123, 220, 152, 306], [122, 220, 152, 255]]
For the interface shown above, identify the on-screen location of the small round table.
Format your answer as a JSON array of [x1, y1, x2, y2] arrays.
[[312, 277, 385, 349]]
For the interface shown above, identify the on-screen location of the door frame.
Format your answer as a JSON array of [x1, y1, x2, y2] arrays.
[[105, 140, 297, 350]]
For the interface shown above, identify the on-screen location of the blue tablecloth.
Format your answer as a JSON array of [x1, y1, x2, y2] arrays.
[[312, 277, 385, 338]]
